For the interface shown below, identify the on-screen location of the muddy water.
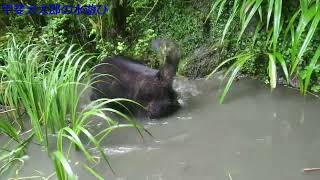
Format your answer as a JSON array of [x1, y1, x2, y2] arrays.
[[7, 77, 320, 180]]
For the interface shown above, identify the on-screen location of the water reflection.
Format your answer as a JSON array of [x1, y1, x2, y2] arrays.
[[7, 77, 320, 180]]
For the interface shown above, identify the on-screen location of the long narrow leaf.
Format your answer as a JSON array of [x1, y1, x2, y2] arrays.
[[238, 0, 263, 42], [297, 10, 320, 60], [273, 0, 282, 51], [206, 53, 251, 79], [221, 0, 240, 43], [53, 151, 77, 180], [220, 60, 246, 104], [303, 46, 320, 94], [219, 54, 253, 103], [267, 0, 275, 31], [205, 0, 223, 23], [267, 53, 277, 89], [274, 52, 289, 83]]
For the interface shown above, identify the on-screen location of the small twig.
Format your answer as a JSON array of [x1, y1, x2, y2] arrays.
[[142, 0, 159, 21], [228, 172, 233, 180], [0, 108, 17, 114], [45, 172, 56, 180], [9, 176, 46, 180], [20, 129, 33, 136], [303, 168, 320, 173]]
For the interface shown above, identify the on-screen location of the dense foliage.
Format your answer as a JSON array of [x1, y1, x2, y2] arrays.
[[0, 0, 320, 179], [0, 36, 144, 179], [205, 0, 320, 102]]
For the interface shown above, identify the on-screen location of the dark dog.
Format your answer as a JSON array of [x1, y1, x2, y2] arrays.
[[90, 39, 180, 119]]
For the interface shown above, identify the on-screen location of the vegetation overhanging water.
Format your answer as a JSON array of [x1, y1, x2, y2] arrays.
[[0, 0, 320, 179]]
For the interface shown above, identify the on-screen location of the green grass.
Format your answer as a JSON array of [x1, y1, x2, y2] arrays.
[[206, 0, 320, 102], [0, 35, 144, 179]]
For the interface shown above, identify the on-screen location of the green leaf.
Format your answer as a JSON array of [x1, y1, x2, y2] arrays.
[[274, 52, 289, 83], [205, 0, 223, 23], [267, 53, 277, 89], [206, 53, 251, 79], [284, 10, 301, 39], [83, 163, 104, 180], [221, 0, 240, 43], [303, 46, 320, 94], [238, 0, 263, 42], [0, 119, 20, 143], [267, 0, 275, 31], [220, 59, 246, 104], [216, 0, 228, 24], [297, 9, 320, 60], [273, 0, 282, 51], [219, 54, 254, 104], [291, 5, 317, 74], [252, 21, 262, 47], [300, 0, 309, 13], [53, 151, 77, 180], [79, 127, 115, 174]]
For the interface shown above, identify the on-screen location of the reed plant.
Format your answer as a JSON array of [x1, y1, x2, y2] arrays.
[[206, 0, 320, 103], [0, 35, 143, 179]]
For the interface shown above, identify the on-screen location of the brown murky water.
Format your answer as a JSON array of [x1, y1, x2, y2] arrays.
[[4, 77, 320, 180]]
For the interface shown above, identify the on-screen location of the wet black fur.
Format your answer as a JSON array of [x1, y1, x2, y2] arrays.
[[90, 54, 180, 119]]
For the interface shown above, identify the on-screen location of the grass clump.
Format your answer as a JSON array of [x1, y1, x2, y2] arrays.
[[0, 35, 143, 179], [206, 0, 320, 103]]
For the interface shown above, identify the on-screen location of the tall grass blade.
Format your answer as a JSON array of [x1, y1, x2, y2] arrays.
[[297, 10, 320, 60], [238, 0, 263, 42], [58, 127, 94, 162], [252, 21, 262, 47], [291, 5, 317, 74], [82, 163, 104, 180], [53, 151, 77, 180], [219, 54, 253, 104], [267, 0, 275, 31], [240, 0, 255, 22], [220, 60, 245, 104], [205, 0, 223, 23], [273, 0, 282, 51], [274, 52, 289, 83], [216, 0, 228, 24], [79, 127, 115, 174], [303, 46, 320, 94], [0, 119, 20, 142], [267, 53, 277, 89], [284, 9, 301, 39], [221, 0, 240, 43], [206, 53, 252, 79], [300, 0, 309, 13]]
